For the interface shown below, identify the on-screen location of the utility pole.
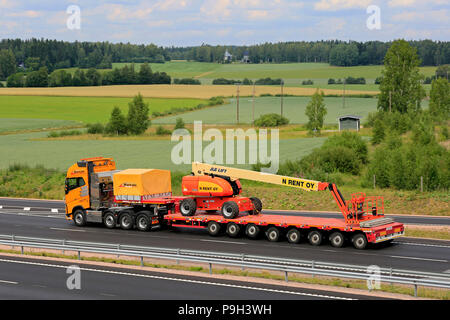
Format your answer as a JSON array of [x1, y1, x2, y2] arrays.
[[389, 91, 392, 113], [342, 78, 346, 109], [280, 79, 284, 117], [236, 84, 240, 124], [252, 83, 255, 124]]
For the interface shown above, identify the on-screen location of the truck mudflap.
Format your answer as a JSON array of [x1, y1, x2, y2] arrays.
[[364, 223, 405, 243]]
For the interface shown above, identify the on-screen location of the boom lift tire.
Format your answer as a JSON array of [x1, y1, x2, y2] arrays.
[[103, 211, 116, 229], [308, 230, 323, 246], [180, 198, 197, 217], [286, 228, 301, 244], [221, 201, 239, 219], [136, 212, 151, 231], [119, 211, 134, 230], [352, 233, 368, 250], [207, 221, 221, 236], [245, 224, 261, 239], [266, 227, 281, 242], [248, 197, 262, 215], [73, 209, 87, 227], [329, 232, 345, 248], [226, 222, 241, 237]]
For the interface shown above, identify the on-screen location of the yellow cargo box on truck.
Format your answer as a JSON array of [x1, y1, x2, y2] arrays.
[[113, 169, 172, 202], [65, 157, 176, 231]]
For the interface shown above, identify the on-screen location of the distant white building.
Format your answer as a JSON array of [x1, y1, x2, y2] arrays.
[[224, 50, 232, 63]]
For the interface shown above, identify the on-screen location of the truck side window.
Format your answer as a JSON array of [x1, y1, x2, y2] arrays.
[[65, 177, 86, 193]]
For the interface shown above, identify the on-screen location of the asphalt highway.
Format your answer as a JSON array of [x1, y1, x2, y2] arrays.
[[0, 255, 382, 300], [0, 207, 448, 274], [1, 197, 449, 225]]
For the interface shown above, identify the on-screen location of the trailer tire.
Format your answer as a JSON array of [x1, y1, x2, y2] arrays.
[[226, 222, 241, 237], [308, 230, 323, 246], [352, 233, 368, 250], [248, 197, 262, 215], [136, 212, 151, 232], [266, 227, 281, 242], [221, 201, 239, 219], [103, 211, 116, 229], [329, 232, 345, 248], [180, 198, 197, 216], [286, 228, 301, 244], [207, 221, 221, 236], [119, 211, 134, 230], [245, 224, 260, 239], [73, 209, 86, 227]]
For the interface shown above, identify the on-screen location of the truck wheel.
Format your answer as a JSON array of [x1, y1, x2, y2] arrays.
[[226, 222, 241, 237], [136, 212, 151, 232], [308, 230, 323, 246], [266, 227, 280, 242], [73, 209, 86, 227], [248, 197, 262, 215], [180, 198, 196, 216], [119, 212, 134, 230], [352, 233, 368, 250], [207, 221, 221, 236], [245, 224, 260, 239], [103, 211, 116, 229], [287, 228, 301, 244], [221, 201, 239, 219], [330, 232, 345, 248]]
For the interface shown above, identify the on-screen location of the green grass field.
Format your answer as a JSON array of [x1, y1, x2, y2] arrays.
[[0, 130, 326, 171], [112, 61, 437, 87], [153, 96, 391, 124], [0, 118, 79, 133], [0, 96, 207, 126]]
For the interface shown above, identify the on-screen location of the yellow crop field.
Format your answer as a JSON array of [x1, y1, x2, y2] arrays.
[[0, 84, 378, 99]]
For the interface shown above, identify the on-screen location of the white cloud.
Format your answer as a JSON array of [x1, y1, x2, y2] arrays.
[[314, 0, 372, 11], [7, 10, 42, 18], [388, 0, 416, 7], [392, 9, 448, 23]]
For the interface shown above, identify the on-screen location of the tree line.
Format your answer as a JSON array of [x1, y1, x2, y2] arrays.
[[6, 63, 171, 87], [166, 40, 449, 66], [1, 39, 449, 81]]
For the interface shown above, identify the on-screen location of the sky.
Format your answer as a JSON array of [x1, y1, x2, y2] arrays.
[[0, 0, 448, 46]]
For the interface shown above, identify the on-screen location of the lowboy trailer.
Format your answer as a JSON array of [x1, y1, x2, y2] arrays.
[[64, 157, 404, 249]]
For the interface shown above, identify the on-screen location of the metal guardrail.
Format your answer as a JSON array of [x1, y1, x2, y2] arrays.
[[0, 234, 449, 297]]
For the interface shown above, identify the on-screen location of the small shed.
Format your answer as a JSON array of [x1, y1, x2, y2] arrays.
[[338, 115, 361, 131]]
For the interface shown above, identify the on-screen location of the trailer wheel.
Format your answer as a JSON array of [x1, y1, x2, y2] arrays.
[[330, 232, 345, 248], [73, 209, 86, 227], [221, 201, 239, 219], [103, 211, 116, 229], [207, 221, 221, 236], [248, 197, 262, 215], [352, 233, 368, 250], [287, 228, 301, 244], [245, 224, 260, 239], [308, 230, 323, 246], [180, 198, 196, 216], [119, 212, 134, 230], [226, 222, 241, 237], [266, 227, 281, 242], [136, 212, 151, 232]]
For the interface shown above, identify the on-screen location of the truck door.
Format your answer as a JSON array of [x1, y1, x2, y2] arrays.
[[65, 177, 90, 213]]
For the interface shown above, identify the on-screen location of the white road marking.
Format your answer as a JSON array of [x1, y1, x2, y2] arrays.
[[0, 279, 18, 285], [23, 207, 30, 211], [200, 239, 246, 245], [51, 209, 59, 213], [49, 227, 85, 232], [393, 241, 450, 249], [0, 258, 355, 300], [389, 255, 448, 263]]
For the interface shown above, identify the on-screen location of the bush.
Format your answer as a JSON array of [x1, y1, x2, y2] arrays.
[[156, 125, 171, 135], [173, 78, 201, 85], [328, 78, 335, 85], [86, 123, 105, 134], [254, 113, 289, 127], [344, 76, 366, 84], [322, 131, 368, 164], [47, 130, 82, 138], [302, 79, 314, 85], [174, 118, 185, 130], [254, 77, 283, 85], [212, 78, 240, 85]]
